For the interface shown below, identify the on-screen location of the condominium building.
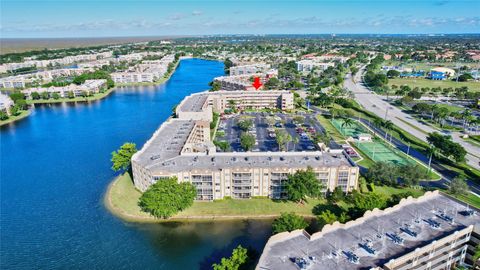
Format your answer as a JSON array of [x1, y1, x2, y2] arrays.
[[230, 63, 271, 76], [0, 93, 14, 115], [257, 191, 480, 270], [302, 54, 349, 63], [111, 72, 156, 83], [111, 54, 175, 83], [214, 69, 278, 91], [296, 60, 335, 72], [0, 51, 112, 73], [0, 68, 92, 89], [131, 90, 359, 200], [21, 79, 107, 99]]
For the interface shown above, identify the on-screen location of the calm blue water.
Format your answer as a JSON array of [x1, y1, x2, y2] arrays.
[[0, 59, 272, 269]]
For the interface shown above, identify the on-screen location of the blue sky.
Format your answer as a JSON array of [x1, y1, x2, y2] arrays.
[[1, 0, 479, 38]]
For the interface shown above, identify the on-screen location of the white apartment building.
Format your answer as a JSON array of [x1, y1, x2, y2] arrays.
[[230, 63, 271, 76], [0, 51, 112, 73], [296, 60, 335, 72], [111, 72, 156, 83], [0, 93, 14, 115], [111, 54, 175, 83], [21, 79, 107, 99]]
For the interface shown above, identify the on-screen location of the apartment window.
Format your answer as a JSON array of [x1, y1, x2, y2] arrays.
[[232, 173, 252, 199], [192, 174, 214, 200], [337, 171, 349, 191], [270, 172, 289, 199]]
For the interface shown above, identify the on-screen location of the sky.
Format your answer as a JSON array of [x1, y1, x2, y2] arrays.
[[1, 0, 479, 38]]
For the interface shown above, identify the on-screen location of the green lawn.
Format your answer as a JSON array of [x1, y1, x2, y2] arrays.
[[316, 114, 346, 142], [26, 88, 114, 104], [106, 172, 480, 222], [374, 185, 425, 198], [106, 173, 432, 222], [106, 173, 324, 221], [0, 110, 30, 126], [388, 78, 480, 92]]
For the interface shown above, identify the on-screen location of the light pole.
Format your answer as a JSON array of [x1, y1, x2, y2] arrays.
[[427, 145, 434, 178], [407, 143, 411, 156], [384, 106, 389, 120]]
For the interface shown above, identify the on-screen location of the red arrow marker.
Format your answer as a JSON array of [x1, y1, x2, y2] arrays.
[[252, 76, 263, 90]]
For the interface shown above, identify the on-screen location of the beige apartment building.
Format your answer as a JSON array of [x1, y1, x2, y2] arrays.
[[132, 90, 359, 200]]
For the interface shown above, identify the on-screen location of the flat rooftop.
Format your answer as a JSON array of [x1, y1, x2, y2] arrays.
[[149, 151, 354, 173], [134, 119, 195, 169], [257, 192, 480, 270], [178, 93, 208, 112]]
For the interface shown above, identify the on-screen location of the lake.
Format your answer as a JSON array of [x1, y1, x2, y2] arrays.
[[0, 59, 273, 269]]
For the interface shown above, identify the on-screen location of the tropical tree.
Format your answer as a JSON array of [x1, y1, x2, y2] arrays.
[[214, 140, 230, 152], [292, 136, 299, 151], [0, 111, 8, 120], [272, 212, 309, 234], [399, 164, 423, 186], [212, 245, 249, 270], [240, 133, 255, 151], [111, 142, 138, 172], [237, 119, 253, 132], [449, 176, 469, 196], [341, 118, 354, 135], [275, 129, 289, 151], [383, 120, 394, 142], [327, 186, 345, 203], [317, 210, 338, 225], [365, 162, 400, 186], [31, 92, 41, 100], [138, 177, 196, 218], [461, 109, 472, 130], [351, 192, 388, 212], [284, 167, 324, 203]]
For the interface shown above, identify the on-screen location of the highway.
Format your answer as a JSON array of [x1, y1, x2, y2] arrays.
[[344, 68, 480, 170]]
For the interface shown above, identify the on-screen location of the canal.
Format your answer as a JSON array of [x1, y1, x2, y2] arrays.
[[0, 59, 273, 269]]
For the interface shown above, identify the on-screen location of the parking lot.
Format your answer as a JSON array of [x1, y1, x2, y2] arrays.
[[215, 112, 325, 152]]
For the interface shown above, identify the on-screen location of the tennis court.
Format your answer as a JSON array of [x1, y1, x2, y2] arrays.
[[331, 118, 366, 137], [331, 118, 415, 165], [355, 140, 414, 165]]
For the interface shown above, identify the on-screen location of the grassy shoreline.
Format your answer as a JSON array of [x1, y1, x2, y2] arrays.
[[26, 88, 115, 104], [0, 110, 31, 127], [104, 173, 322, 223], [4, 60, 181, 125]]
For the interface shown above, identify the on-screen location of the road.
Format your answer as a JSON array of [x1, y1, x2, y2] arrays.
[[311, 105, 480, 196], [344, 69, 480, 170]]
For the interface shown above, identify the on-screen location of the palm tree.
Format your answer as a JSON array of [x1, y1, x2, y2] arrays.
[[383, 120, 394, 144], [286, 134, 293, 151], [330, 108, 339, 120], [341, 118, 354, 135], [292, 136, 299, 151], [461, 109, 472, 130], [430, 104, 438, 121], [426, 145, 437, 180]]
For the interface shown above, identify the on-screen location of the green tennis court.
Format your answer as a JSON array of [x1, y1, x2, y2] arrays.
[[355, 140, 414, 165], [331, 118, 366, 137], [331, 118, 415, 165]]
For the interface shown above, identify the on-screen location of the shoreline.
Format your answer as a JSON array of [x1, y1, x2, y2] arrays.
[[103, 173, 315, 224], [2, 59, 182, 125], [0, 109, 31, 127]]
